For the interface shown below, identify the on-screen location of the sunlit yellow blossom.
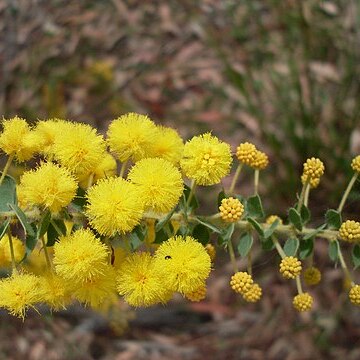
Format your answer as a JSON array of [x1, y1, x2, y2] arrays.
[[0, 235, 25, 267], [243, 283, 262, 303], [53, 229, 109, 284], [148, 126, 184, 165], [0, 273, 43, 319], [73, 265, 117, 308], [184, 283, 206, 302], [230, 272, 253, 294], [154, 236, 211, 294], [0, 116, 39, 162], [219, 197, 244, 222], [117, 252, 172, 307], [279, 256, 302, 279], [293, 292, 313, 312], [128, 158, 183, 213], [251, 150, 269, 170], [339, 220, 360, 243], [301, 173, 320, 188], [351, 155, 360, 173], [302, 157, 325, 182], [180, 133, 232, 186], [349, 285, 360, 305], [107, 113, 158, 162], [86, 177, 144, 236], [52, 122, 106, 177], [236, 142, 257, 166], [17, 162, 77, 213]]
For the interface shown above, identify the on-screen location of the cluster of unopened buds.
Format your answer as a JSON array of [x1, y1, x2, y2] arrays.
[[0, 113, 359, 322]]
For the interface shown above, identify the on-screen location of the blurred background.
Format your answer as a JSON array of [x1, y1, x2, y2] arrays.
[[1, 1, 360, 359]]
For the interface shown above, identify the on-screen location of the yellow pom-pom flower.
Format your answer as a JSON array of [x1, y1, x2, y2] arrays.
[[205, 244, 216, 263], [279, 256, 302, 279], [266, 215, 283, 225], [52, 122, 106, 177], [0, 116, 39, 162], [53, 229, 109, 284], [301, 173, 320, 189], [148, 126, 184, 165], [219, 197, 244, 223], [303, 267, 321, 286], [339, 220, 360, 243], [230, 272, 253, 294], [236, 142, 257, 166], [117, 252, 172, 307], [293, 292, 313, 312], [180, 133, 232, 186], [128, 158, 183, 214], [0, 273, 43, 319], [154, 236, 212, 294], [184, 283, 207, 302], [251, 150, 269, 170], [302, 157, 325, 182], [17, 162, 77, 213], [349, 285, 360, 306], [243, 283, 262, 303], [86, 177, 144, 236], [0, 235, 25, 267], [107, 112, 157, 163], [351, 155, 360, 173]]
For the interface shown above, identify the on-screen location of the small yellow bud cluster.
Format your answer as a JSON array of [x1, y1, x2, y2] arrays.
[[205, 244, 216, 263], [230, 272, 253, 294], [303, 267, 321, 286], [266, 215, 283, 225], [351, 155, 360, 173], [349, 285, 360, 306], [243, 283, 262, 303], [339, 220, 360, 243], [185, 284, 207, 302], [301, 157, 325, 188], [252, 150, 269, 170], [279, 256, 302, 279], [219, 197, 244, 223], [236, 142, 269, 170], [293, 293, 313, 312]]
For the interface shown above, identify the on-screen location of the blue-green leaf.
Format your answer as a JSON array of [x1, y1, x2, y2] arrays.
[[247, 217, 264, 236], [264, 219, 280, 239], [325, 209, 342, 230], [352, 244, 360, 269], [288, 208, 302, 231], [246, 195, 264, 219], [299, 238, 314, 259], [283, 237, 299, 256], [237, 233, 253, 257], [328, 240, 339, 262], [0, 175, 17, 212]]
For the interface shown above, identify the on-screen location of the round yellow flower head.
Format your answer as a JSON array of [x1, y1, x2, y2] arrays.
[[243, 283, 262, 303], [0, 116, 39, 162], [230, 272, 253, 294], [128, 158, 183, 214], [219, 197, 244, 223], [0, 273, 43, 319], [302, 157, 325, 182], [180, 133, 232, 186], [73, 264, 117, 308], [266, 215, 283, 225], [251, 150, 269, 170], [154, 236, 212, 294], [279, 256, 302, 279], [236, 142, 257, 166], [293, 292, 313, 312], [351, 155, 360, 173], [86, 177, 144, 236], [148, 126, 184, 165], [301, 173, 320, 188], [17, 162, 77, 213], [107, 112, 157, 162], [112, 247, 129, 270], [184, 283, 207, 302], [0, 235, 25, 267], [205, 243, 216, 263], [52, 122, 106, 177], [53, 229, 109, 284], [116, 252, 173, 307], [349, 285, 360, 306], [22, 246, 52, 275], [339, 220, 360, 243], [304, 267, 321, 286]]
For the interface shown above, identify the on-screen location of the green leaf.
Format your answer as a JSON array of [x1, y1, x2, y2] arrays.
[[300, 204, 311, 224], [299, 238, 314, 259], [129, 225, 146, 250], [261, 236, 275, 251], [288, 208, 302, 231], [46, 219, 67, 246], [155, 208, 176, 232], [71, 187, 87, 211], [217, 189, 226, 207], [192, 224, 210, 245], [328, 240, 339, 262], [0, 219, 11, 241], [264, 219, 280, 239], [246, 195, 264, 218], [237, 232, 253, 257], [220, 223, 235, 242], [0, 175, 17, 212], [181, 184, 198, 211], [37, 210, 52, 239], [303, 224, 326, 241], [352, 244, 360, 269], [8, 203, 35, 237], [155, 228, 169, 243], [25, 231, 38, 255], [247, 217, 264, 236], [325, 209, 342, 230], [283, 237, 299, 256], [195, 217, 222, 234]]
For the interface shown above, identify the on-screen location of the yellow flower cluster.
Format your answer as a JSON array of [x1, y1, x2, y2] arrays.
[[219, 197, 244, 223], [303, 267, 321, 286], [301, 157, 325, 188], [351, 155, 360, 173], [243, 283, 262, 303], [230, 271, 253, 294], [184, 284, 207, 302], [205, 244, 216, 263], [349, 285, 360, 305], [236, 142, 269, 170], [279, 256, 302, 279], [293, 293, 313, 312], [266, 215, 283, 225], [339, 220, 360, 243]]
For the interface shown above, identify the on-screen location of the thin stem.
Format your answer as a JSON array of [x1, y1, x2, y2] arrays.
[[271, 236, 286, 259], [338, 245, 354, 286], [7, 229, 18, 274], [295, 275, 303, 294], [247, 249, 252, 276], [228, 239, 238, 273], [41, 236, 53, 272], [296, 181, 309, 212], [119, 159, 129, 178], [87, 173, 95, 189], [337, 173, 358, 213], [254, 169, 259, 195], [186, 179, 196, 208], [304, 184, 310, 207], [50, 219, 63, 237], [0, 154, 14, 185], [228, 164, 243, 194]]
